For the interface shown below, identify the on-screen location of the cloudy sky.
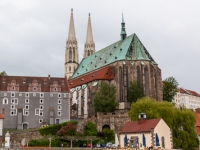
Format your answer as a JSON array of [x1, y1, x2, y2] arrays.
[[0, 1, 200, 92]]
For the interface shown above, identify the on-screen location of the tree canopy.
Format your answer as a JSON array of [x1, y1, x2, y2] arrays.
[[128, 97, 198, 150], [162, 77, 179, 102], [84, 121, 98, 136], [93, 82, 118, 112], [127, 81, 145, 103], [0, 71, 7, 76]]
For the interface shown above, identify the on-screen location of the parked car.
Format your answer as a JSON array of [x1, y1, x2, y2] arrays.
[[106, 142, 113, 148], [87, 143, 91, 148], [79, 143, 87, 147]]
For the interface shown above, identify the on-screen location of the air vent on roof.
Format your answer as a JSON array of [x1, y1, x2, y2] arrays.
[[92, 74, 95, 77], [110, 53, 112, 56], [120, 48, 122, 51], [105, 61, 107, 63], [86, 69, 88, 71], [91, 62, 92, 64], [114, 45, 116, 48], [100, 58, 102, 60], [115, 56, 117, 59], [77, 72, 79, 75], [82, 66, 84, 68], [95, 55, 97, 58], [95, 65, 97, 67], [81, 78, 84, 81]]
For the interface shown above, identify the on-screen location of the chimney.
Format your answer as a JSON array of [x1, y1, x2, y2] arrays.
[[138, 113, 147, 125], [48, 74, 50, 80]]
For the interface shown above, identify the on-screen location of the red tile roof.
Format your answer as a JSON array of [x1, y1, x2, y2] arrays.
[[179, 88, 200, 97], [120, 118, 161, 133], [0, 75, 69, 92]]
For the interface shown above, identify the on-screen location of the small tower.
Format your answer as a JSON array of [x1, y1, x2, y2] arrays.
[[65, 8, 79, 78], [84, 13, 95, 58], [0, 114, 4, 136], [5, 131, 10, 148], [120, 14, 127, 40]]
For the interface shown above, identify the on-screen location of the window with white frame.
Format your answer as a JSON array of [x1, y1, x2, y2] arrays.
[[12, 86, 15, 90], [58, 105, 61, 110], [25, 99, 29, 103], [35, 108, 39, 115], [40, 99, 44, 104], [54, 88, 57, 92], [55, 118, 59, 124], [33, 87, 37, 91], [11, 99, 15, 104], [64, 94, 67, 97], [25, 105, 29, 110], [40, 93, 44, 98], [33, 93, 36, 97], [58, 93, 61, 98], [3, 98, 8, 104], [39, 111, 43, 116], [25, 93, 29, 97], [10, 105, 15, 109], [58, 99, 62, 104], [11, 92, 15, 97], [11, 108, 17, 115], [14, 98, 18, 104], [39, 119, 43, 123], [19, 93, 22, 96], [23, 110, 29, 116], [40, 105, 43, 110], [58, 111, 61, 116]]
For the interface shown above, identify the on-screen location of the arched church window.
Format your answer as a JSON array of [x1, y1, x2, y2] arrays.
[[126, 66, 129, 99], [137, 66, 141, 82], [144, 66, 149, 96], [119, 67, 123, 102], [73, 48, 75, 60], [154, 69, 157, 99], [88, 51, 90, 56], [69, 48, 72, 60], [69, 66, 71, 71]]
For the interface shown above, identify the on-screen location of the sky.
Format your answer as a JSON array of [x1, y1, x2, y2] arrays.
[[0, 0, 200, 92]]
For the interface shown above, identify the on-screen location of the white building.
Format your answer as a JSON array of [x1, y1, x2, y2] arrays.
[[172, 88, 200, 109]]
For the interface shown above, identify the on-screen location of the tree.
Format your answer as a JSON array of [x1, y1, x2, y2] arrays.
[[0, 71, 7, 76], [84, 121, 98, 136], [162, 77, 179, 102], [102, 129, 115, 143], [93, 82, 118, 112], [128, 81, 145, 103], [128, 97, 198, 150]]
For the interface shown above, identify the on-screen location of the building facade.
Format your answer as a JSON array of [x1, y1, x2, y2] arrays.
[[0, 75, 70, 129], [172, 88, 200, 109], [119, 114, 173, 149], [67, 14, 162, 118]]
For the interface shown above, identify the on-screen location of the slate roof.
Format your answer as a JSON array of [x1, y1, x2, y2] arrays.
[[120, 118, 161, 133], [0, 75, 69, 92], [70, 33, 157, 80]]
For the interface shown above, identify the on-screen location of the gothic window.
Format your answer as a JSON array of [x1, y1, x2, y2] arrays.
[[126, 66, 129, 99], [88, 51, 90, 56], [73, 48, 75, 60], [144, 66, 149, 96], [137, 66, 141, 82], [119, 67, 123, 102], [69, 66, 71, 71], [69, 48, 72, 60], [154, 69, 157, 99]]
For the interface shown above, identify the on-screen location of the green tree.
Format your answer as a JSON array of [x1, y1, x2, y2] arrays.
[[128, 81, 145, 103], [93, 82, 118, 112], [162, 77, 179, 102], [102, 129, 115, 143], [0, 71, 7, 76], [84, 121, 98, 136], [128, 97, 198, 150]]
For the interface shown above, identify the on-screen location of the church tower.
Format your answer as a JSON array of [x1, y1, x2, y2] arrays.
[[65, 9, 79, 78], [83, 13, 95, 58]]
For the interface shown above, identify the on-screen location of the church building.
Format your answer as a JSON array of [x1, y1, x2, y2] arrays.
[[65, 10, 162, 119]]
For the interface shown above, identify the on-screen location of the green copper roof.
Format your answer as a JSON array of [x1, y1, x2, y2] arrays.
[[70, 33, 157, 80]]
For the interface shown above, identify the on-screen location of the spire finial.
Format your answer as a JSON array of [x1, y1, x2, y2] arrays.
[[120, 13, 127, 40]]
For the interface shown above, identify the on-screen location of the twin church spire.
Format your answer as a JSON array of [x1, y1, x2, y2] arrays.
[[65, 9, 95, 78]]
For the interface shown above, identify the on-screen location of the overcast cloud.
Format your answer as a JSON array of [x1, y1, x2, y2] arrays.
[[0, 0, 200, 92]]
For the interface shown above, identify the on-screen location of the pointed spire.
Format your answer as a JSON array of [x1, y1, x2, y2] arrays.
[[120, 13, 127, 40], [86, 13, 94, 43], [68, 8, 76, 40], [84, 13, 95, 58]]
